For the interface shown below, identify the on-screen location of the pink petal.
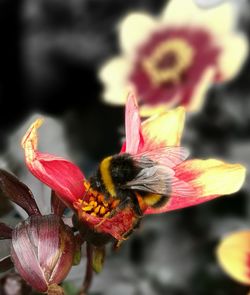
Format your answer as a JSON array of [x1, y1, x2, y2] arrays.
[[75, 204, 137, 241], [22, 119, 86, 204], [121, 93, 144, 154], [95, 208, 137, 240], [0, 256, 14, 272], [145, 193, 218, 214]]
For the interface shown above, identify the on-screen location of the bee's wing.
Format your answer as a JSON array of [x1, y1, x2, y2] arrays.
[[125, 146, 195, 198], [133, 146, 189, 168], [125, 165, 196, 199], [125, 165, 174, 195], [171, 177, 197, 198]]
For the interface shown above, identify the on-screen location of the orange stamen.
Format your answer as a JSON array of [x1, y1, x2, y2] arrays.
[[100, 206, 107, 215], [76, 183, 121, 219], [94, 205, 101, 214]]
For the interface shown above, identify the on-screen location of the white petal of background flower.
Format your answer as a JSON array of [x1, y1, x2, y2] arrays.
[[195, 0, 246, 10], [187, 67, 215, 112], [99, 57, 131, 105], [119, 13, 157, 55], [162, 0, 235, 34], [194, 0, 227, 8], [217, 34, 248, 82]]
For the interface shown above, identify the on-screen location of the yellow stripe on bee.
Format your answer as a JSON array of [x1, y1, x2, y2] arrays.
[[142, 193, 163, 207], [100, 156, 116, 197]]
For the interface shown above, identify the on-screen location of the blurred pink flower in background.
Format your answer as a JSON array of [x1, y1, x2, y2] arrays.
[[99, 0, 248, 115]]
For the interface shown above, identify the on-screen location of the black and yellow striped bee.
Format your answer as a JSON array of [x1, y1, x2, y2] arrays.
[[89, 146, 189, 218]]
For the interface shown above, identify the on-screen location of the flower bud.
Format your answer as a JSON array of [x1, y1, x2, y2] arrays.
[[92, 246, 105, 273], [10, 214, 75, 292]]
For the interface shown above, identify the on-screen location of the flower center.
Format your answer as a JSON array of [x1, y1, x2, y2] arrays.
[[142, 38, 194, 86], [75, 182, 120, 218]]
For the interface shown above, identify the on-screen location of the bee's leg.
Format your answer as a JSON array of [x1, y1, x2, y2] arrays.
[[123, 218, 141, 239], [131, 193, 143, 217], [95, 197, 131, 229], [113, 194, 142, 242], [108, 197, 131, 218], [113, 218, 142, 249], [109, 193, 142, 218], [104, 193, 110, 202]]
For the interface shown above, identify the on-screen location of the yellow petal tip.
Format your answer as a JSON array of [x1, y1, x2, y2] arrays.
[[229, 163, 247, 194], [21, 118, 44, 150], [34, 118, 44, 129], [175, 106, 186, 115]]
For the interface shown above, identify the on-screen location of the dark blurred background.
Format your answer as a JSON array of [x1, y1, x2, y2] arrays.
[[0, 0, 250, 294]]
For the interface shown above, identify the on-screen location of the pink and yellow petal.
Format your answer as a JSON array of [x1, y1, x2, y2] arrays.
[[161, 0, 234, 35], [217, 231, 250, 285], [99, 57, 132, 105], [139, 95, 181, 117], [216, 34, 248, 82], [139, 106, 185, 151], [145, 194, 218, 214], [22, 119, 86, 204], [119, 13, 157, 55], [145, 159, 246, 214], [175, 159, 246, 196]]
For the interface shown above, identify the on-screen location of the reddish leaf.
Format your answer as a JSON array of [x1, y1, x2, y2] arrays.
[[0, 256, 13, 272], [0, 223, 12, 239], [51, 191, 67, 217], [0, 169, 41, 216]]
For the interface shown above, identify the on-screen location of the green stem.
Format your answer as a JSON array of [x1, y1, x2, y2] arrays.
[[79, 243, 93, 295]]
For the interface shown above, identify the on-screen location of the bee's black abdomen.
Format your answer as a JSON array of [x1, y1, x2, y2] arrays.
[[110, 153, 140, 185]]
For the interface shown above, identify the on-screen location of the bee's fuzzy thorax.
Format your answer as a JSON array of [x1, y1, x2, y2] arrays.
[[93, 153, 140, 198], [109, 154, 140, 184]]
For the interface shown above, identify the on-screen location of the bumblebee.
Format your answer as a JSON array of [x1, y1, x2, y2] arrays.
[[89, 147, 189, 218]]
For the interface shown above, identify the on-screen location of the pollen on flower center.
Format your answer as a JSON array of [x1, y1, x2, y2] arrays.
[[75, 182, 120, 219], [142, 38, 194, 86]]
